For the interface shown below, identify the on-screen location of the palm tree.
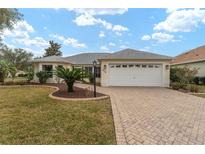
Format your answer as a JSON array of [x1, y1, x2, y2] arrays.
[[43, 40, 62, 57], [55, 67, 86, 92]]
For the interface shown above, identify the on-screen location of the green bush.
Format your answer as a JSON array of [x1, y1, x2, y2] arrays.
[[171, 82, 187, 90], [25, 68, 34, 83], [189, 85, 199, 93], [170, 66, 198, 84], [193, 77, 200, 85], [200, 77, 205, 85], [89, 73, 94, 84], [36, 71, 50, 84], [18, 73, 27, 77]]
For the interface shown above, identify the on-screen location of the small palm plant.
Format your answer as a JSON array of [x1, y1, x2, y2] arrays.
[[55, 67, 87, 92]]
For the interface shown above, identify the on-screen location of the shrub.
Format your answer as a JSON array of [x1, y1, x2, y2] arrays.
[[88, 73, 94, 84], [25, 68, 34, 83], [170, 66, 198, 84], [55, 67, 87, 92], [189, 84, 199, 93], [18, 73, 27, 77], [200, 77, 205, 85], [171, 82, 181, 90], [171, 82, 187, 90], [193, 77, 200, 85], [36, 71, 50, 84]]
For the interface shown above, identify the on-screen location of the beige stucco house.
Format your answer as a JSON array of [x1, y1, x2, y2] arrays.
[[171, 45, 205, 77], [32, 49, 172, 87]]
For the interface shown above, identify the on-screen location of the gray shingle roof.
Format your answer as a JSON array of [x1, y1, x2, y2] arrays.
[[65, 53, 110, 65], [98, 48, 172, 60], [32, 56, 70, 63], [32, 49, 172, 64]]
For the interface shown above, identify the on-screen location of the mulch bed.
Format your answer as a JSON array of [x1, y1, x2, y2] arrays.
[[0, 82, 105, 98], [49, 83, 105, 98]]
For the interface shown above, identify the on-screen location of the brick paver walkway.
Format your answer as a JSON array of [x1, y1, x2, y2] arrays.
[[76, 83, 205, 145]]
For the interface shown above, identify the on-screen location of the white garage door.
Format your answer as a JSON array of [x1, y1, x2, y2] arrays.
[[108, 63, 163, 86]]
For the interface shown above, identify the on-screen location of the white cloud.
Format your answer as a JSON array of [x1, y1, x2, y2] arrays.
[[73, 14, 98, 26], [2, 20, 49, 50], [49, 33, 86, 48], [70, 8, 129, 34], [112, 25, 128, 31], [151, 32, 175, 43], [119, 45, 128, 49], [141, 35, 151, 41], [15, 36, 49, 48], [49, 34, 65, 41], [99, 31, 105, 38], [109, 42, 116, 46], [154, 9, 205, 32], [141, 32, 176, 43], [115, 32, 122, 36], [23, 47, 43, 57], [166, 8, 181, 13], [63, 38, 86, 48], [68, 8, 128, 16], [2, 21, 34, 39], [100, 45, 109, 51], [43, 26, 47, 30]]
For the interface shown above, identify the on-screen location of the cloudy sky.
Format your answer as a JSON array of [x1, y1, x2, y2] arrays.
[[1, 8, 205, 57]]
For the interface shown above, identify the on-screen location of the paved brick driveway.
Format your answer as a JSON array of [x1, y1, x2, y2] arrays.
[[76, 84, 205, 145]]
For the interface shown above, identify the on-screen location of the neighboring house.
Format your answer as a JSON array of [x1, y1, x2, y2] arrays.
[[32, 48, 172, 87], [171, 45, 205, 77]]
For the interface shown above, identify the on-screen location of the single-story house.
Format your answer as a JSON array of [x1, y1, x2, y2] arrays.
[[32, 48, 172, 87], [171, 45, 205, 77]]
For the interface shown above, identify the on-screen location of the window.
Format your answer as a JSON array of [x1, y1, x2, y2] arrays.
[[129, 64, 134, 68], [57, 65, 63, 69], [116, 65, 121, 68], [95, 67, 101, 78], [155, 65, 160, 68], [110, 65, 115, 68], [84, 67, 92, 74], [135, 64, 140, 68], [142, 64, 147, 68], [122, 65, 127, 68], [42, 65, 53, 78], [148, 65, 153, 68]]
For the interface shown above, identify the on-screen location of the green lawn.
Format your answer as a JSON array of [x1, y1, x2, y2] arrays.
[[198, 85, 205, 93], [193, 94, 205, 98], [5, 77, 27, 82], [0, 87, 116, 144], [187, 84, 205, 93]]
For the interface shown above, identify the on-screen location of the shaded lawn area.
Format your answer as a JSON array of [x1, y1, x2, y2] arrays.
[[193, 94, 205, 98], [0, 87, 116, 144], [198, 85, 205, 93]]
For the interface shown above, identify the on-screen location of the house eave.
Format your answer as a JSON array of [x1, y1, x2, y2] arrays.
[[171, 59, 205, 65]]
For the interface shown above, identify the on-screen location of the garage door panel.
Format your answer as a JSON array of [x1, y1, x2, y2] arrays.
[[108, 64, 162, 86]]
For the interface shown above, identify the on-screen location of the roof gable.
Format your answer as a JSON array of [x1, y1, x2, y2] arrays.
[[172, 45, 205, 64], [65, 53, 110, 65], [32, 55, 69, 63], [99, 48, 172, 60]]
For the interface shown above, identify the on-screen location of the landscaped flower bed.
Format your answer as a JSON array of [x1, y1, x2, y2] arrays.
[[50, 83, 105, 98]]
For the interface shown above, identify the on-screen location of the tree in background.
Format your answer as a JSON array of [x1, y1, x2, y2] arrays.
[[43, 40, 62, 57], [0, 8, 23, 65], [0, 8, 22, 31], [8, 63, 17, 81], [0, 47, 33, 71], [0, 60, 10, 83]]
